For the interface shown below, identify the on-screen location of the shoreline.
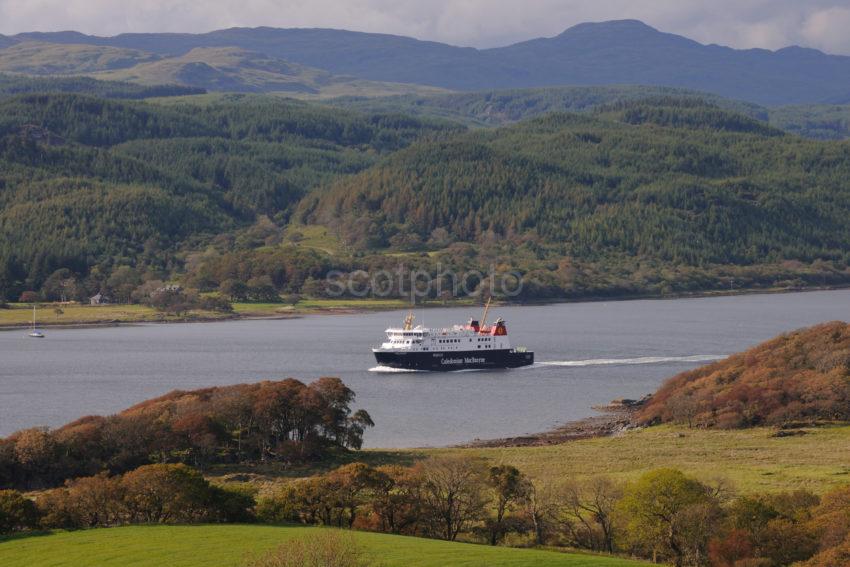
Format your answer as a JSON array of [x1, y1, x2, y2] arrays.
[[2, 283, 848, 332], [457, 400, 644, 448]]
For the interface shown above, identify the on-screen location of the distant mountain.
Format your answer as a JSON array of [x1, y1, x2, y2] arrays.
[[0, 41, 158, 74], [0, 42, 446, 97], [4, 20, 850, 105]]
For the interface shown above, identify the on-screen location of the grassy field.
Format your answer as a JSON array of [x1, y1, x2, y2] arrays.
[[0, 303, 233, 327], [0, 525, 649, 567], [215, 424, 850, 497], [0, 296, 474, 328], [430, 424, 850, 495]]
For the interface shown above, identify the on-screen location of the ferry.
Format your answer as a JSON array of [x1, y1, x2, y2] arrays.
[[372, 300, 534, 371]]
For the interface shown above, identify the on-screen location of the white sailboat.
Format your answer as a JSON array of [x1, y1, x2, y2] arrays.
[[28, 305, 44, 338]]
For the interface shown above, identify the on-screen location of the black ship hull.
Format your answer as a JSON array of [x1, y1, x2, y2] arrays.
[[373, 348, 534, 371]]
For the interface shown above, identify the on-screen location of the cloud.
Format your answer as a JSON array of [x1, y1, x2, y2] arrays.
[[802, 6, 850, 54], [0, 0, 849, 55]]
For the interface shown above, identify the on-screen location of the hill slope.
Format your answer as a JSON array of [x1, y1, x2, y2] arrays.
[[638, 321, 850, 428], [0, 41, 158, 74], [330, 85, 769, 127], [0, 525, 648, 567], [6, 20, 850, 104], [0, 93, 458, 295], [301, 99, 850, 272], [0, 42, 445, 97]]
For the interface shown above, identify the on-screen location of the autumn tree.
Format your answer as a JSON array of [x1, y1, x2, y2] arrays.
[[616, 468, 718, 566], [0, 489, 38, 534], [485, 464, 529, 545], [369, 464, 424, 535], [557, 476, 624, 552], [419, 455, 488, 541]]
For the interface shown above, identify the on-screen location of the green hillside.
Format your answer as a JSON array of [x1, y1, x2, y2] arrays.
[[331, 85, 768, 127], [0, 41, 158, 74], [93, 46, 449, 98], [331, 86, 850, 143], [0, 525, 647, 567], [768, 103, 850, 140], [0, 93, 459, 295], [4, 93, 850, 303], [300, 98, 850, 295], [0, 40, 448, 98], [0, 73, 205, 99]]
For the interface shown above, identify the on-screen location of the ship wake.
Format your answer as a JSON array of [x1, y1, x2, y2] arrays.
[[368, 365, 423, 373], [534, 354, 725, 368]]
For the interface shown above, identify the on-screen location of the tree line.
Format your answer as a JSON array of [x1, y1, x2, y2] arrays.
[[2, 457, 848, 567], [0, 378, 373, 490]]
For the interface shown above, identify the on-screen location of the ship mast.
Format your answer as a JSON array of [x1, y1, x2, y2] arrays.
[[403, 309, 415, 330], [480, 296, 492, 329]]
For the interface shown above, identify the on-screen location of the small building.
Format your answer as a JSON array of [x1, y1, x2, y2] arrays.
[[89, 293, 110, 306]]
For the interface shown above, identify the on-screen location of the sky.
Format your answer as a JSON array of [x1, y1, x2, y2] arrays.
[[1, 0, 850, 55]]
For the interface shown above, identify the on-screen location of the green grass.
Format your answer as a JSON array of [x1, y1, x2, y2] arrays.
[[0, 303, 232, 327], [209, 425, 850, 498], [229, 425, 850, 495], [0, 525, 648, 567], [429, 424, 850, 495]]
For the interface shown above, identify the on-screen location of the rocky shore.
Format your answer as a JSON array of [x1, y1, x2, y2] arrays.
[[459, 397, 649, 448]]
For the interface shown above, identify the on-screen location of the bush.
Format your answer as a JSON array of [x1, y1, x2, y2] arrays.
[[243, 530, 369, 567], [0, 489, 39, 534], [36, 464, 257, 529], [199, 295, 234, 313], [210, 483, 257, 523], [17, 291, 38, 303]]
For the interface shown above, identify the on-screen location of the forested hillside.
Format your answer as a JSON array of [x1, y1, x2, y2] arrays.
[[331, 85, 768, 127], [334, 86, 850, 141], [300, 98, 850, 296], [0, 73, 205, 99], [4, 93, 850, 304], [768, 104, 850, 140], [0, 93, 459, 300]]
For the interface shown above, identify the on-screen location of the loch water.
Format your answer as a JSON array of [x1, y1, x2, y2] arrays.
[[2, 290, 848, 447]]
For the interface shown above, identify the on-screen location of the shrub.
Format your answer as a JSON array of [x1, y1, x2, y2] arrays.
[[17, 291, 39, 303], [0, 489, 39, 534], [199, 295, 234, 313], [243, 530, 370, 567], [36, 464, 257, 529]]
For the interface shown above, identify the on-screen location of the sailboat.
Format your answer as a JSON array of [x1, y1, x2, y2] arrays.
[[28, 305, 45, 338]]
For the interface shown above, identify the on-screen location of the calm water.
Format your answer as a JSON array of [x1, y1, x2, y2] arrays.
[[1, 290, 848, 447]]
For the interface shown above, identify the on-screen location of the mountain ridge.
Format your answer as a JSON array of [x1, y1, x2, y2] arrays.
[[2, 20, 850, 104]]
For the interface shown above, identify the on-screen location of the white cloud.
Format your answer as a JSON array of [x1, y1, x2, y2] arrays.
[[0, 0, 849, 55], [802, 6, 850, 54]]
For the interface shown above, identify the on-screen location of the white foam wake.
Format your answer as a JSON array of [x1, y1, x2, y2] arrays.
[[368, 365, 422, 373], [537, 354, 725, 368]]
